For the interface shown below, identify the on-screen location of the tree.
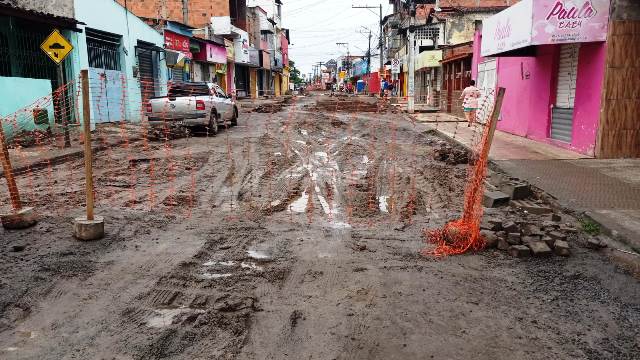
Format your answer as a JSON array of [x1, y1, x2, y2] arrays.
[[289, 60, 303, 85]]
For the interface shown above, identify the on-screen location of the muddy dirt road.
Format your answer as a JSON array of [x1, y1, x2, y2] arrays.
[[1, 95, 639, 359]]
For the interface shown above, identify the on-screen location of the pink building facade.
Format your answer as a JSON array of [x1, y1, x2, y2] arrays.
[[472, 0, 610, 156]]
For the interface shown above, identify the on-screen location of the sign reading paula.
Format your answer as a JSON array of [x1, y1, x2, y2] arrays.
[[532, 0, 609, 44], [482, 0, 610, 57]]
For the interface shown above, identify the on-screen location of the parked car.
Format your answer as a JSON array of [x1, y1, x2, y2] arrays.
[[146, 82, 238, 135]]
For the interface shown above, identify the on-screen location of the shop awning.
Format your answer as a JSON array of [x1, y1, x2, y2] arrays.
[[440, 52, 471, 64], [481, 0, 610, 57]]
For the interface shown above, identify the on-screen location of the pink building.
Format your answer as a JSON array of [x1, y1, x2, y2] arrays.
[[472, 0, 639, 158]]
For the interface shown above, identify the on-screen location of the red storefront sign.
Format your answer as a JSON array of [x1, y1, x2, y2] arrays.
[[164, 31, 192, 58]]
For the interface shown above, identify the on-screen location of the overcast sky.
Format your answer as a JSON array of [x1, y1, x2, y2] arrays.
[[282, 0, 393, 76]]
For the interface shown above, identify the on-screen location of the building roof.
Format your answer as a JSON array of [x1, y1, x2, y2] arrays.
[[0, 0, 82, 29]]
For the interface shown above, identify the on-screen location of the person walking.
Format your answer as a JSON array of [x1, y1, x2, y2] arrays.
[[460, 80, 481, 127]]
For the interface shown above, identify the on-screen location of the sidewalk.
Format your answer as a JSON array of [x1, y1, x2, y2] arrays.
[[417, 116, 640, 252]]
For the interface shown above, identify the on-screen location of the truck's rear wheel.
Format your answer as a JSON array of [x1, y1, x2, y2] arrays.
[[208, 111, 219, 136]]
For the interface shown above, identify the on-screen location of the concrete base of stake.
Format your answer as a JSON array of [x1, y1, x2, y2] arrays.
[[1, 207, 37, 230], [73, 216, 104, 241]]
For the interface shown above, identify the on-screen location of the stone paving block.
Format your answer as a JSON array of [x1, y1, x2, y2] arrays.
[[507, 233, 522, 245], [510, 199, 553, 215], [480, 230, 498, 249], [500, 182, 531, 200], [543, 236, 556, 248], [508, 245, 531, 258], [483, 191, 511, 208], [528, 241, 553, 257], [548, 231, 567, 241], [502, 221, 519, 234], [554, 240, 571, 257], [551, 213, 562, 222], [497, 238, 510, 251]]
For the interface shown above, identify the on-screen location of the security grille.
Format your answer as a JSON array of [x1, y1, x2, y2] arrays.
[[86, 28, 122, 71], [551, 44, 579, 143]]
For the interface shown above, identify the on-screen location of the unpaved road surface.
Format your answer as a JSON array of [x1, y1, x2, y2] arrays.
[[1, 95, 639, 359]]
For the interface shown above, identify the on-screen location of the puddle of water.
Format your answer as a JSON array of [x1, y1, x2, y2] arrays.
[[241, 262, 264, 271], [246, 250, 273, 261], [330, 221, 352, 229], [314, 151, 328, 159], [289, 191, 309, 213], [204, 260, 236, 267], [202, 273, 233, 279], [147, 307, 204, 328], [379, 196, 389, 213]]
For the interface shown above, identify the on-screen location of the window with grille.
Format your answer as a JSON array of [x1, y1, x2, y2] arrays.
[[86, 28, 122, 71]]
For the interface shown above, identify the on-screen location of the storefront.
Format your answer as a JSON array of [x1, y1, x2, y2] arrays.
[[474, 0, 610, 156], [234, 30, 251, 98], [164, 30, 192, 82], [248, 47, 260, 99], [224, 39, 235, 96], [192, 41, 227, 84], [415, 50, 443, 108]]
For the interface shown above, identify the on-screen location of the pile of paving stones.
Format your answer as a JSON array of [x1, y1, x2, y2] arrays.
[[480, 214, 576, 257]]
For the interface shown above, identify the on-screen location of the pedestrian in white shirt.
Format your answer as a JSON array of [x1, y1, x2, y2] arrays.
[[460, 80, 481, 127]]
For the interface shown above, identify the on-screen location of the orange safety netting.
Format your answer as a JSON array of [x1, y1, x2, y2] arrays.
[[422, 88, 504, 257]]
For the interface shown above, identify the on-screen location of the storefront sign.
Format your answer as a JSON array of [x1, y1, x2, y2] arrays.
[[482, 0, 609, 57], [225, 39, 235, 61], [234, 30, 250, 64], [165, 31, 191, 57], [482, 0, 534, 56], [532, 0, 609, 44], [415, 51, 442, 70], [193, 43, 227, 64]]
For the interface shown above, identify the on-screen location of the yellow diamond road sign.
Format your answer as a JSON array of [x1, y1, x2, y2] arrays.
[[40, 29, 73, 65]]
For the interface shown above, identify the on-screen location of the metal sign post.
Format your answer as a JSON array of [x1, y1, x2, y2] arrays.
[[41, 29, 74, 148]]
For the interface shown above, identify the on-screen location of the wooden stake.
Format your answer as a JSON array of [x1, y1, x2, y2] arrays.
[[80, 70, 95, 221], [0, 123, 21, 211], [481, 87, 506, 160]]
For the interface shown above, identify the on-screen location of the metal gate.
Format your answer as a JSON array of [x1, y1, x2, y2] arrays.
[[136, 41, 160, 104], [551, 44, 579, 142], [86, 28, 125, 123]]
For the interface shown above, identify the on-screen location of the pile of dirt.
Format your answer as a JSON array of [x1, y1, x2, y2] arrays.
[[251, 103, 283, 113], [433, 141, 470, 165], [315, 99, 381, 113]]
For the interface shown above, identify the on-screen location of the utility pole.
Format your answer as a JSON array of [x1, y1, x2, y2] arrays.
[[352, 4, 385, 77], [408, 1, 416, 113], [366, 29, 372, 76], [379, 4, 384, 77]]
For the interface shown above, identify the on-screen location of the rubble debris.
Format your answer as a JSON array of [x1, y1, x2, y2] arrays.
[[586, 236, 608, 250], [500, 182, 531, 200], [502, 221, 519, 234], [510, 199, 552, 215], [554, 240, 571, 257], [528, 241, 553, 257], [480, 230, 498, 249], [543, 236, 556, 248], [507, 233, 522, 245], [251, 103, 283, 113], [551, 213, 562, 222], [483, 191, 510, 208], [433, 142, 470, 165], [548, 231, 567, 241], [508, 245, 531, 258]]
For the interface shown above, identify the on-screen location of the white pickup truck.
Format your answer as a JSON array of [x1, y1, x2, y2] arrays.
[[145, 82, 238, 135]]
